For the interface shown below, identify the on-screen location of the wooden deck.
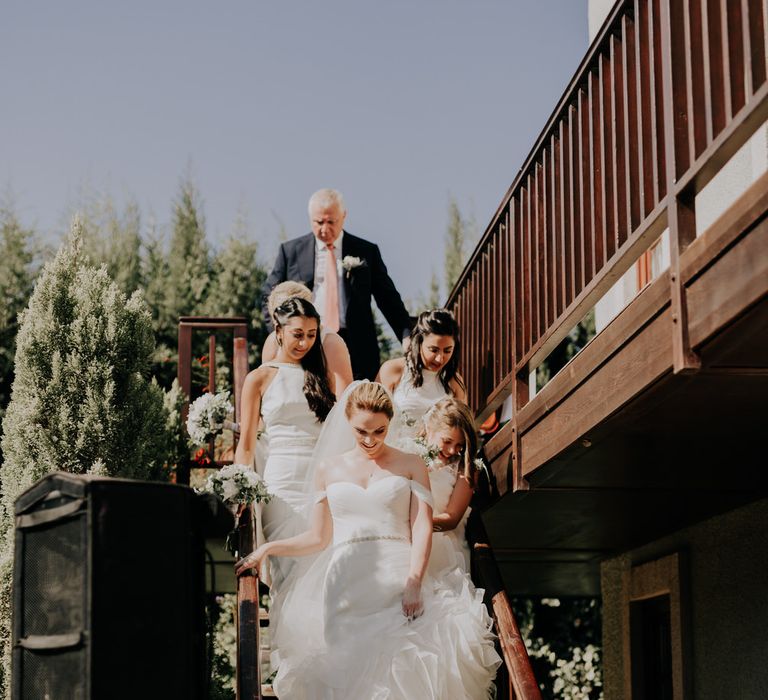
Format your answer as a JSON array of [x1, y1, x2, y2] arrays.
[[446, 0, 768, 595], [480, 166, 768, 596]]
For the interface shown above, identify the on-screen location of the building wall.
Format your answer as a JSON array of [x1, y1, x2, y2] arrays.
[[600, 498, 768, 699]]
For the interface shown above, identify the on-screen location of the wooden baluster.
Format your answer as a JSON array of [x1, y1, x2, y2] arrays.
[[725, 0, 747, 116], [745, 0, 767, 94], [686, 0, 708, 161], [650, 0, 666, 204], [233, 333, 248, 452], [579, 87, 592, 290], [611, 32, 629, 252], [591, 69, 605, 272]]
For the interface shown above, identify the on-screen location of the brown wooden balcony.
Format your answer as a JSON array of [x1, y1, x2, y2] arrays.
[[448, 0, 768, 595]]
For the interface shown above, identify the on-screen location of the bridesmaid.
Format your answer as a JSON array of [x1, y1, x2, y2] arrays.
[[261, 281, 353, 396], [234, 297, 335, 590], [418, 397, 480, 575], [378, 308, 466, 439]]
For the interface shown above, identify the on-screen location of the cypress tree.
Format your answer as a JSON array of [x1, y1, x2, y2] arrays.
[[0, 221, 170, 694], [444, 195, 466, 295], [0, 206, 36, 431]]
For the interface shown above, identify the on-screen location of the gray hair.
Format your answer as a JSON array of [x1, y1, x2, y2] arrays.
[[308, 188, 346, 214]]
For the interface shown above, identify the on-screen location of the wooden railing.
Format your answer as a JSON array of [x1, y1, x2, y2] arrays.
[[177, 316, 263, 698], [468, 516, 542, 700], [237, 508, 262, 700], [448, 0, 768, 428], [177, 316, 249, 484]]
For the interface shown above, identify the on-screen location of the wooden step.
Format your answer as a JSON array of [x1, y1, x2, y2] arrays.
[[261, 683, 277, 697]]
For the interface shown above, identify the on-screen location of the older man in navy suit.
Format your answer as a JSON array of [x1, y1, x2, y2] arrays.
[[261, 189, 412, 380]]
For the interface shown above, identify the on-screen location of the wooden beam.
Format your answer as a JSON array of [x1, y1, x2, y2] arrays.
[[681, 168, 768, 283], [687, 213, 768, 347], [520, 306, 673, 476], [517, 270, 670, 435]]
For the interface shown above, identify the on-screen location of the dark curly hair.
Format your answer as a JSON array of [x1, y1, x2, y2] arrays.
[[273, 297, 335, 421], [404, 308, 464, 395]]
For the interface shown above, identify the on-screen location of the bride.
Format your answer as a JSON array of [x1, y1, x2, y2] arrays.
[[236, 382, 500, 699], [234, 296, 335, 590]]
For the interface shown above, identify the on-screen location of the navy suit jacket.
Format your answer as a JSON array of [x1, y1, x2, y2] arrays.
[[261, 231, 412, 380]]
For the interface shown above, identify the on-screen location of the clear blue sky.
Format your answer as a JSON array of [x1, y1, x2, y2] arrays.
[[1, 1, 588, 304]]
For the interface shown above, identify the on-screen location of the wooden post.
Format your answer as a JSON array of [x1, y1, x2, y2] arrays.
[[177, 323, 193, 485], [233, 334, 249, 452], [660, 0, 702, 374], [236, 506, 261, 700]]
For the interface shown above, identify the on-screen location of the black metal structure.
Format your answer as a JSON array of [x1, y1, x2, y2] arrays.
[[12, 472, 231, 700]]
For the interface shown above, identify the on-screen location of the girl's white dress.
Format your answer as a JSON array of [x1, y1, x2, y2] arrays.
[[272, 474, 501, 699], [427, 462, 472, 574]]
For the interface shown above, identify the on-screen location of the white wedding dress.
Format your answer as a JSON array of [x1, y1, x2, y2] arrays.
[[273, 474, 501, 700], [258, 361, 322, 589]]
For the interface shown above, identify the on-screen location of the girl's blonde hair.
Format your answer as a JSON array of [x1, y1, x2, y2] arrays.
[[268, 281, 313, 317], [420, 397, 478, 482], [345, 382, 394, 420]]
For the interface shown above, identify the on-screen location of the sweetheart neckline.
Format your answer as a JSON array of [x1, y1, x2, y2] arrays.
[[326, 474, 410, 492]]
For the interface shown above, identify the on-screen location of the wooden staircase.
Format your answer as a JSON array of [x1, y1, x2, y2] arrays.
[[178, 315, 541, 699]]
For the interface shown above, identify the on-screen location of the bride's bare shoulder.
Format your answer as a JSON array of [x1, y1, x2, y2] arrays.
[[387, 447, 425, 474]]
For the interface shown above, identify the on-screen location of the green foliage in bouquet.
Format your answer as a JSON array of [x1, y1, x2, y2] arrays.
[[0, 221, 174, 697]]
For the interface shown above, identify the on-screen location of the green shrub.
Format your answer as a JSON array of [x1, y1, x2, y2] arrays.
[[0, 221, 172, 696]]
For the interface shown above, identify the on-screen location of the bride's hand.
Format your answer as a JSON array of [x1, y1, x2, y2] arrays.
[[235, 545, 268, 577], [402, 576, 424, 620]]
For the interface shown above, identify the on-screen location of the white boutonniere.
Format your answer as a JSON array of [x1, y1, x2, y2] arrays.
[[341, 255, 366, 272]]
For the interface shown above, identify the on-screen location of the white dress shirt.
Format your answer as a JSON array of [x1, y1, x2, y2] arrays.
[[313, 231, 349, 330]]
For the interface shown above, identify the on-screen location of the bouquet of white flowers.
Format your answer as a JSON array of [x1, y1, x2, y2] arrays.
[[202, 463, 272, 507], [186, 391, 234, 445]]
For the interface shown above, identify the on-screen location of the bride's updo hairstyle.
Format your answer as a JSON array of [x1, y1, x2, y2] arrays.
[[420, 397, 478, 483], [405, 309, 465, 394], [344, 382, 394, 421], [273, 297, 335, 421]]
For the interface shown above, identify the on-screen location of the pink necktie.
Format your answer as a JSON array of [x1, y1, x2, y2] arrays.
[[324, 243, 340, 332]]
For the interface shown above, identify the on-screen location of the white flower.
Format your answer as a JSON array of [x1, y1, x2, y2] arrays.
[[186, 391, 233, 445], [341, 255, 365, 271], [198, 463, 272, 507], [221, 479, 239, 501]]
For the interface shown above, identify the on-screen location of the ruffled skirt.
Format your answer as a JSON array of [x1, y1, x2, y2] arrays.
[[273, 538, 501, 699]]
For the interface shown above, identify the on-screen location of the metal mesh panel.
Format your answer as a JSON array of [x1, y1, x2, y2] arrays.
[[20, 649, 85, 700], [21, 516, 85, 637]]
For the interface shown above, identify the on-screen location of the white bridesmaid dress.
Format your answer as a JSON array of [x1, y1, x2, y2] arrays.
[[391, 364, 449, 440], [258, 361, 322, 589]]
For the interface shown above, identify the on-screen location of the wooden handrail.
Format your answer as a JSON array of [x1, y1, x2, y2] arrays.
[[447, 0, 768, 424], [468, 516, 542, 700], [236, 505, 261, 700]]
